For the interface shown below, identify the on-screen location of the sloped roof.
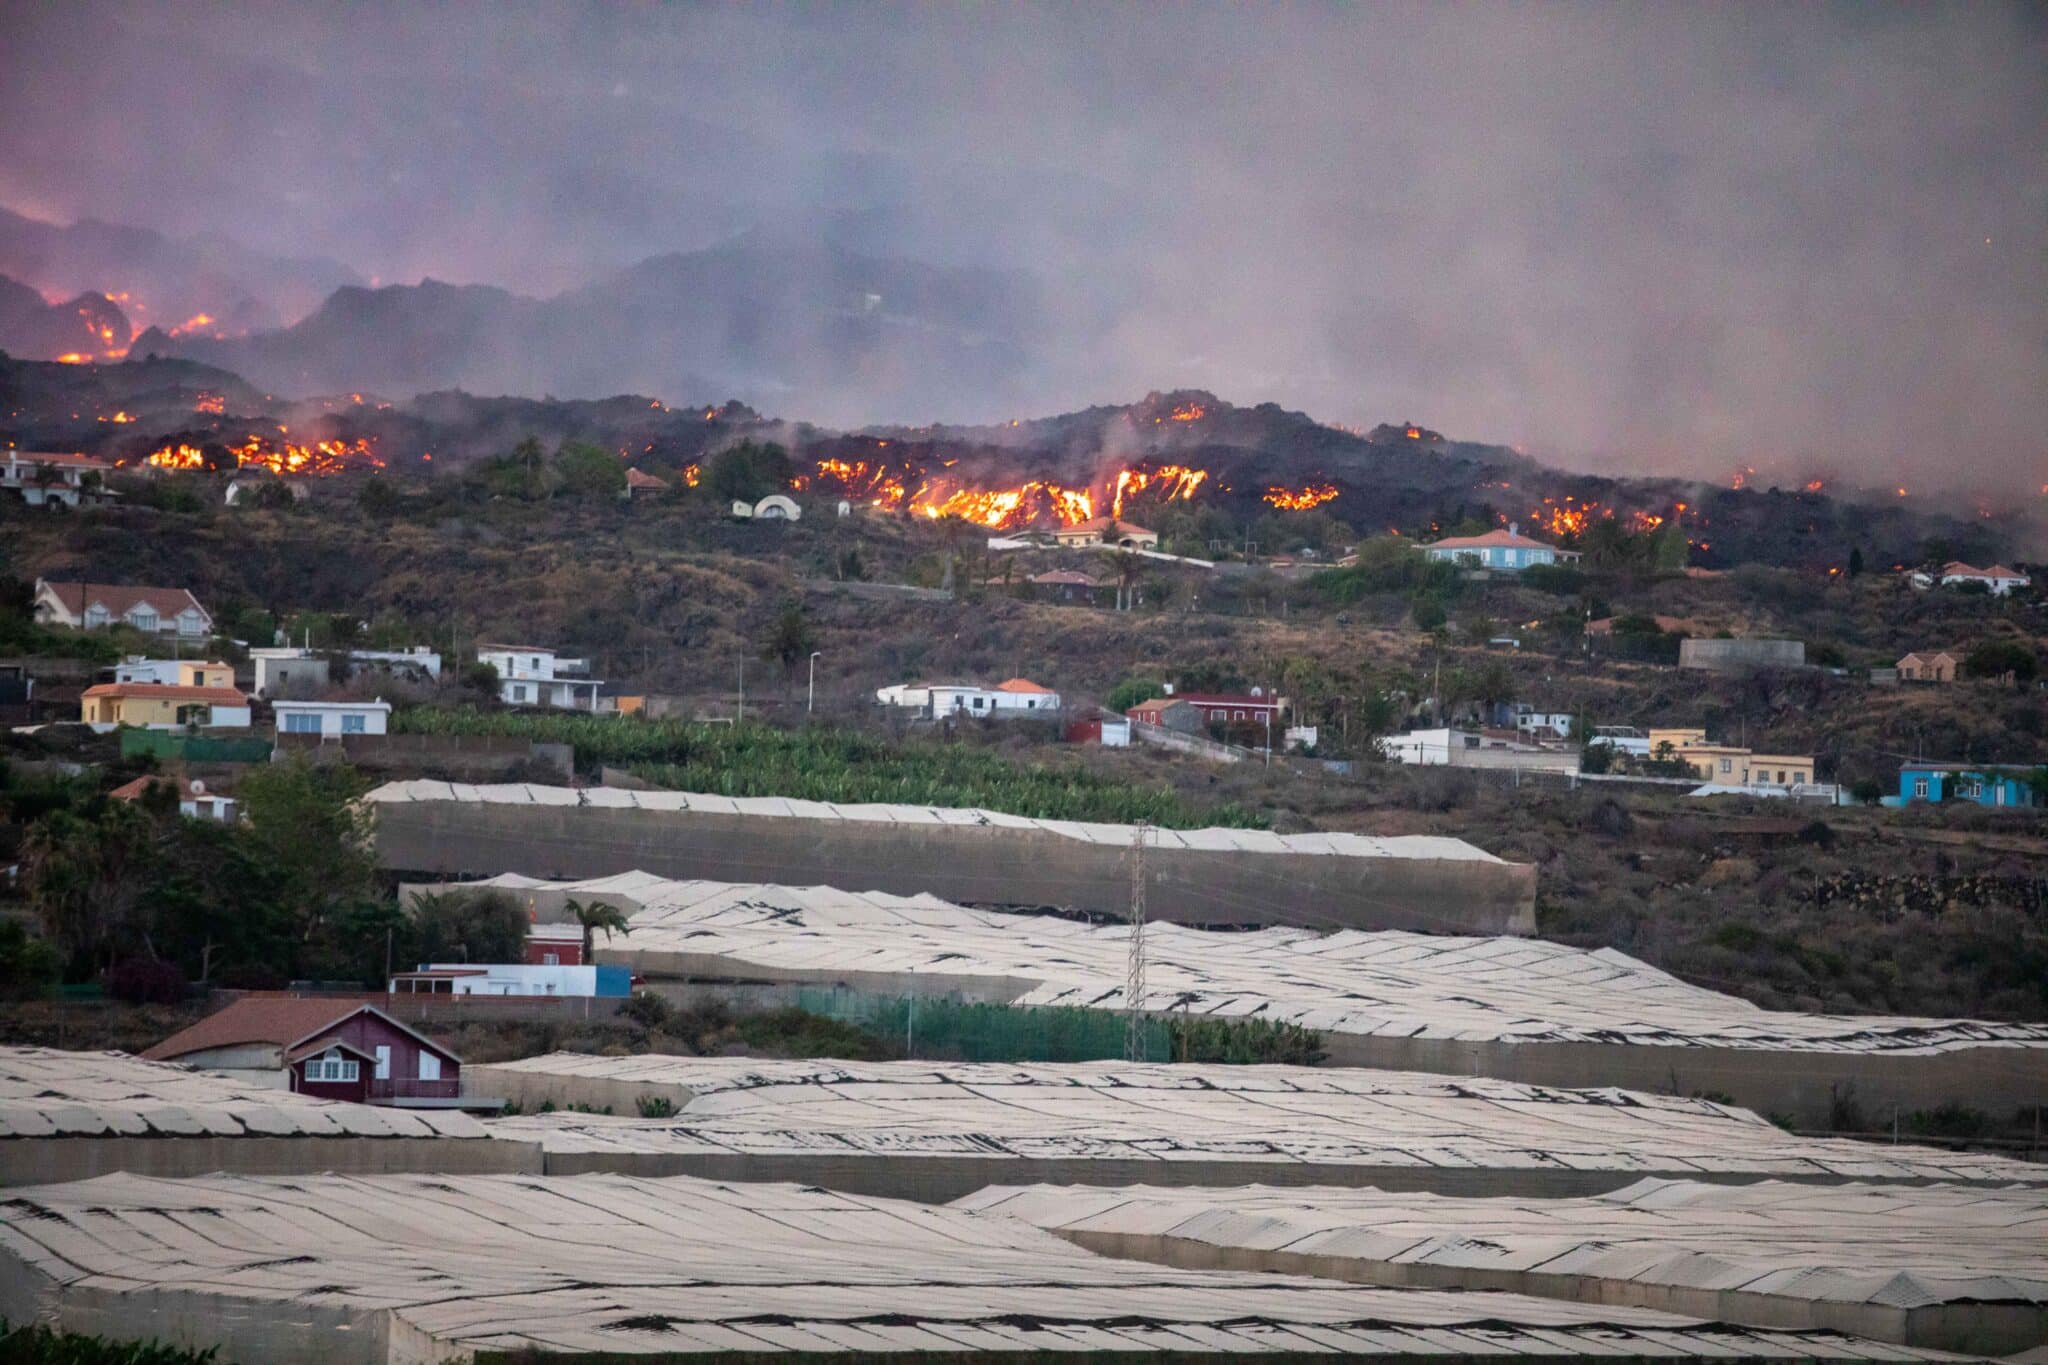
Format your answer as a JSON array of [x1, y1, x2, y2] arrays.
[[454, 874, 2048, 1059], [6, 450, 112, 468], [1028, 570, 1100, 586], [0, 1170, 1956, 1361], [623, 466, 667, 489], [994, 678, 1055, 694], [107, 775, 229, 803], [142, 997, 454, 1064], [38, 582, 207, 620], [0, 1046, 485, 1139], [82, 682, 247, 704], [958, 1178, 2048, 1328], [482, 1054, 2044, 1186], [1426, 528, 1564, 551]]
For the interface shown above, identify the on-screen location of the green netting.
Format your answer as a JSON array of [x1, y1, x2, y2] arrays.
[[119, 730, 274, 764], [793, 988, 1171, 1063]]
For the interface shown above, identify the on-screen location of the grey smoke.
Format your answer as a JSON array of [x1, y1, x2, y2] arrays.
[[0, 0, 2042, 495]]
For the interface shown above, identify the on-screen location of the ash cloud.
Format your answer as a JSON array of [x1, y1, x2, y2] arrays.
[[0, 1, 2042, 496]]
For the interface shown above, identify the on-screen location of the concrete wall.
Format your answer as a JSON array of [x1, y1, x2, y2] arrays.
[[0, 1276, 394, 1365], [1679, 637, 1807, 672], [373, 800, 1537, 935], [0, 1135, 540, 1185]]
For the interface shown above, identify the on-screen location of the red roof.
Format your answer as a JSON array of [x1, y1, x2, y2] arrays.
[[143, 996, 377, 1060], [83, 682, 247, 704], [1942, 561, 2025, 579], [109, 775, 230, 803], [995, 678, 1055, 694], [1175, 691, 1282, 709], [38, 581, 208, 621], [624, 467, 667, 489], [143, 996, 454, 1064], [1425, 528, 1563, 551]]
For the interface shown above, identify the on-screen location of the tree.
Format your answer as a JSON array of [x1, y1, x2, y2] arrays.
[[1409, 594, 1447, 631], [0, 921, 60, 1001], [762, 599, 815, 675], [406, 888, 526, 965], [565, 897, 631, 961], [236, 758, 375, 945], [706, 441, 794, 502], [1849, 777, 1885, 805], [1847, 546, 1865, 577], [1964, 639, 2038, 687], [1106, 678, 1166, 713], [21, 803, 160, 976], [1578, 741, 1613, 775], [554, 440, 627, 498]]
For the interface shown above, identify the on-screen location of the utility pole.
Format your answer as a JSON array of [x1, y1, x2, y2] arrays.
[[1125, 821, 1149, 1063], [808, 651, 821, 715]]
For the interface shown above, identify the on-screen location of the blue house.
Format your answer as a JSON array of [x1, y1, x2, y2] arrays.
[[1893, 762, 2045, 809], [1422, 523, 1580, 572]]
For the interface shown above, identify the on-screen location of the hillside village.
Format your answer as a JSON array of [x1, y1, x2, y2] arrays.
[[3, 393, 2047, 1365]]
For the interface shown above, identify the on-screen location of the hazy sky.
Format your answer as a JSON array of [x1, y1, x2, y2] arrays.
[[1, 1, 2043, 491]]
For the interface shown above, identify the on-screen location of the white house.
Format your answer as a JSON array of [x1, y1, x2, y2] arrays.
[[273, 698, 392, 738], [115, 657, 233, 687], [1513, 707, 1575, 739], [1421, 524, 1579, 572], [1587, 725, 1652, 758], [109, 774, 238, 822], [34, 579, 212, 637], [2, 451, 116, 507], [476, 644, 605, 711], [1936, 562, 2031, 597], [731, 494, 801, 521], [388, 962, 631, 998], [350, 646, 443, 681], [878, 678, 1062, 718]]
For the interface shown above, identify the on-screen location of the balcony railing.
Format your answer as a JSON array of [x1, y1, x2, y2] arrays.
[[370, 1076, 461, 1101]]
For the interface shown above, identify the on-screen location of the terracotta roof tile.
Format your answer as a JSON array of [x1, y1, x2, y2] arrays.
[[142, 996, 380, 1061]]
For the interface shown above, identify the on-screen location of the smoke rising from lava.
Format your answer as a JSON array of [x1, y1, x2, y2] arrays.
[[0, 1, 2042, 496]]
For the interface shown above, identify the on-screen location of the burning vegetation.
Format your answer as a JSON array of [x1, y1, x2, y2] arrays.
[[1263, 483, 1339, 510], [798, 450, 1217, 530], [137, 431, 385, 476]]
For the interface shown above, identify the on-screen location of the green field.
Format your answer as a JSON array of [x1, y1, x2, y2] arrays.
[[393, 707, 1263, 828]]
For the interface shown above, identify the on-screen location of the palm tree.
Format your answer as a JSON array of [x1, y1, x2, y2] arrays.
[[565, 897, 631, 962]]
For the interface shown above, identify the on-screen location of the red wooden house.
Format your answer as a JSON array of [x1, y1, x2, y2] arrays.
[[143, 997, 470, 1108]]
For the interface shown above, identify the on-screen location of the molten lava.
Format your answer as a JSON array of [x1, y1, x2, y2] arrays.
[[193, 392, 226, 414], [1264, 483, 1340, 510], [142, 433, 386, 476], [802, 455, 1217, 530]]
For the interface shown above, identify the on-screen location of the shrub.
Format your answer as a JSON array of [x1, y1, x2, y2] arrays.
[[635, 1094, 678, 1119], [103, 957, 186, 1005], [1518, 563, 1585, 595], [618, 991, 673, 1029], [0, 922, 60, 1002]]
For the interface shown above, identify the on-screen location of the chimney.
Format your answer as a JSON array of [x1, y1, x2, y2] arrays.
[[1510, 521, 1519, 535], [1162, 682, 1175, 696]]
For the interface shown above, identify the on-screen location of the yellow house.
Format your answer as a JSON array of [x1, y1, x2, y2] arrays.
[[176, 661, 234, 689], [1649, 729, 1813, 787], [80, 683, 252, 730]]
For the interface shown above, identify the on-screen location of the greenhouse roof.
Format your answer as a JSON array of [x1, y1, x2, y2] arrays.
[[480, 1057, 2043, 1186], [447, 874, 2048, 1055], [0, 1170, 1966, 1360]]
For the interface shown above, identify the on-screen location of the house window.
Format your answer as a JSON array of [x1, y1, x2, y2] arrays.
[[282, 712, 320, 734], [374, 1045, 391, 1080], [972, 697, 985, 709], [1719, 758, 1732, 774], [341, 713, 367, 734], [128, 608, 158, 632], [84, 605, 110, 627], [417, 1052, 442, 1082], [305, 1049, 358, 1083], [1913, 778, 1928, 799], [514, 684, 530, 702], [543, 952, 560, 966]]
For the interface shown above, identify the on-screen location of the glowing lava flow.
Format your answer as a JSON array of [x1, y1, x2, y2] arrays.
[[803, 457, 1212, 529], [1263, 483, 1339, 510], [142, 434, 386, 475]]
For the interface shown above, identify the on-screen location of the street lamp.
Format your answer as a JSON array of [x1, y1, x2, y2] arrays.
[[808, 651, 822, 714]]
